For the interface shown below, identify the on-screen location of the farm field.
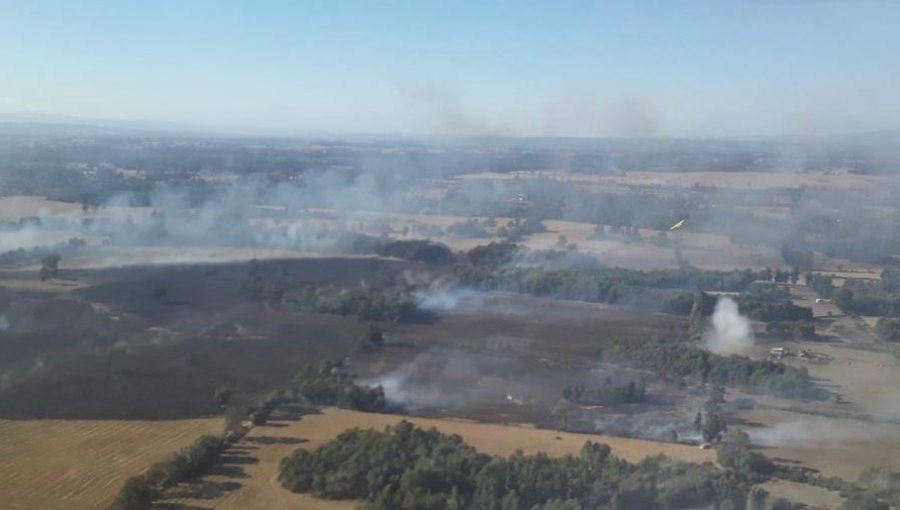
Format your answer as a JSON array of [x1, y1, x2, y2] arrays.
[[0, 418, 222, 510], [161, 407, 715, 510], [456, 170, 894, 191], [761, 479, 844, 509], [737, 407, 900, 481]]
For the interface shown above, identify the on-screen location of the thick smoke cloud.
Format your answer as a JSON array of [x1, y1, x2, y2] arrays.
[[704, 296, 755, 354]]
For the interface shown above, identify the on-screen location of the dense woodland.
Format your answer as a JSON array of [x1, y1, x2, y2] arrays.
[[563, 380, 646, 406], [277, 420, 845, 510], [278, 421, 756, 510]]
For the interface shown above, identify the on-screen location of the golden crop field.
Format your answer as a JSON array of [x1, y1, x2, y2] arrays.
[[162, 408, 715, 510], [0, 418, 222, 510]]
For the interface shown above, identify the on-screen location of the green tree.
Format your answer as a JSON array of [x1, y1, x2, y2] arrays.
[[365, 323, 385, 347], [707, 384, 725, 405], [834, 288, 854, 311], [110, 476, 159, 510], [688, 293, 705, 343], [701, 400, 727, 443]]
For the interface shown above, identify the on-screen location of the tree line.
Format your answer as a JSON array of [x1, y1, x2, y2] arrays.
[[110, 434, 231, 510], [734, 288, 813, 323], [603, 336, 829, 401], [283, 286, 438, 324], [563, 380, 646, 406], [0, 237, 85, 268], [289, 361, 389, 412], [452, 242, 801, 317]]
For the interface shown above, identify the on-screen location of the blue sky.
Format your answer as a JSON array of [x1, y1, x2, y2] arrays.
[[2, 0, 899, 137]]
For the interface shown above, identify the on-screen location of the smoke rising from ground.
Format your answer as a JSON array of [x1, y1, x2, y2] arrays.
[[704, 297, 755, 354], [361, 348, 527, 412], [747, 417, 879, 448], [0, 161, 435, 266], [414, 285, 480, 312]]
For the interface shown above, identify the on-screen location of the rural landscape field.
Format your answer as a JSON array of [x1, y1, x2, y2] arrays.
[[2, 127, 900, 510], [5, 2, 900, 509]]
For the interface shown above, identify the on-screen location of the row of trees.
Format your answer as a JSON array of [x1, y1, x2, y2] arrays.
[[283, 286, 437, 324], [453, 243, 789, 316], [110, 434, 230, 510], [734, 291, 813, 322], [110, 357, 392, 510], [0, 238, 85, 269], [696, 385, 729, 444], [603, 336, 829, 400], [279, 420, 810, 510], [289, 361, 389, 412], [376, 239, 456, 265], [562, 380, 646, 406], [496, 217, 549, 242]]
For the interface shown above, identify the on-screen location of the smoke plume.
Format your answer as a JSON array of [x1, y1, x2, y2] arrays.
[[748, 417, 879, 448], [704, 296, 755, 354]]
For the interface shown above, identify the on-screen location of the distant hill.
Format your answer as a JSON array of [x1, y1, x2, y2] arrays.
[[0, 112, 199, 132]]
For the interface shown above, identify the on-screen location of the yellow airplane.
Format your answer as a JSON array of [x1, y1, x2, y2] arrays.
[[669, 219, 686, 231]]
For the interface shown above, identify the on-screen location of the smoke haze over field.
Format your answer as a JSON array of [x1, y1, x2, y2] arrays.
[[748, 417, 880, 448], [704, 297, 755, 355], [361, 348, 537, 412]]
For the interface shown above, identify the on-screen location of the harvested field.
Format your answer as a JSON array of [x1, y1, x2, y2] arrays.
[[0, 196, 87, 220], [456, 170, 892, 191], [0, 195, 152, 221], [161, 407, 714, 510], [0, 418, 221, 510], [737, 408, 900, 481], [50, 246, 370, 270]]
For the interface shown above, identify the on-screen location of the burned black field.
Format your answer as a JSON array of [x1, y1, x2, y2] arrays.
[[0, 256, 689, 424]]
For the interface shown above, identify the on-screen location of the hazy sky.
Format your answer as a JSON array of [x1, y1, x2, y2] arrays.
[[2, 1, 899, 138]]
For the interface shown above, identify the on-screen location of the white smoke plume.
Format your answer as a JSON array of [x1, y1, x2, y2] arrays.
[[414, 286, 479, 312], [361, 349, 486, 411], [704, 296, 754, 354]]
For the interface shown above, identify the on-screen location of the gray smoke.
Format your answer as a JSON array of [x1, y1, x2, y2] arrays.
[[362, 349, 485, 411], [361, 347, 538, 412], [748, 417, 879, 448], [414, 285, 480, 312]]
